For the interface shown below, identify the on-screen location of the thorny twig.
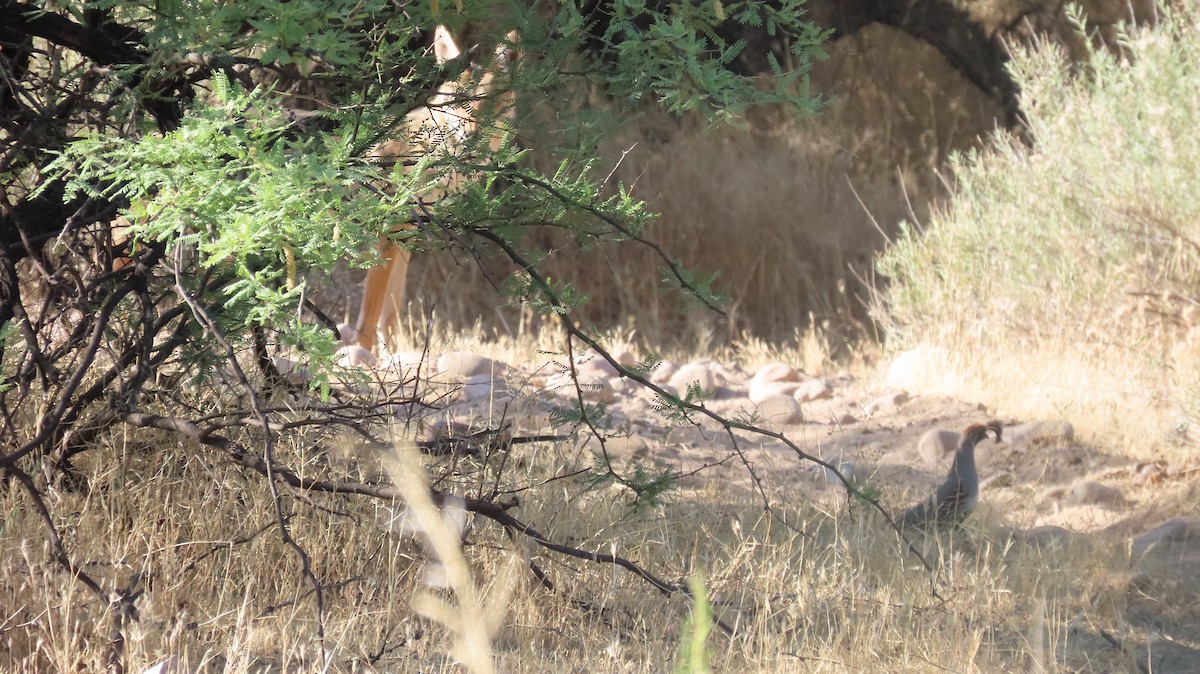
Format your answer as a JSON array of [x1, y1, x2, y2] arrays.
[[170, 274, 330, 663]]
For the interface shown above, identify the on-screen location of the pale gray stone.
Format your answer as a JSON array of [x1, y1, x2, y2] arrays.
[[463, 374, 514, 403], [650, 359, 680, 384], [794, 378, 832, 402], [1020, 525, 1077, 549], [668, 362, 717, 395], [816, 460, 857, 486], [575, 353, 620, 378], [1131, 518, 1200, 559], [885, 347, 949, 390], [865, 391, 910, 415], [336, 345, 375, 368], [438, 351, 502, 378], [751, 362, 802, 384], [1063, 480, 1127, 508], [918, 428, 959, 467], [757, 394, 803, 425], [749, 379, 801, 404]]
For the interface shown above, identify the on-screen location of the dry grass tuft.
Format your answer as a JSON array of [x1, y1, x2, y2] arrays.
[[4, 374, 1190, 673]]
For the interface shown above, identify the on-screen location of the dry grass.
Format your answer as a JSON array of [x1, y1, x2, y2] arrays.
[[5, 317, 1195, 673], [2, 403, 1174, 673]]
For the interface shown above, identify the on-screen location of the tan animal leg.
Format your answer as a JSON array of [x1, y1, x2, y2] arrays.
[[353, 26, 519, 359], [355, 240, 411, 353], [377, 241, 412, 353]]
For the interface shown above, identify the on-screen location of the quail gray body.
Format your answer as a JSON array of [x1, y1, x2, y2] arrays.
[[898, 421, 1003, 528]]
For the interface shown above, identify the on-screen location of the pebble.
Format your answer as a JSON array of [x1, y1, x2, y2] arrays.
[[1019, 525, 1077, 549], [794, 378, 832, 402], [463, 374, 514, 403], [336, 345, 375, 368], [749, 379, 801, 404], [864, 391, 910, 415], [885, 347, 949, 390], [271, 355, 312, 385], [1063, 480, 1127, 508], [751, 362, 803, 384], [1130, 518, 1200, 559], [757, 394, 803, 425], [650, 359, 680, 384], [438, 351, 502, 379], [814, 460, 857, 486], [668, 361, 718, 396], [575, 353, 620, 378], [917, 428, 959, 467]]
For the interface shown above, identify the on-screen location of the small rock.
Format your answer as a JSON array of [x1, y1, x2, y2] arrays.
[[545, 371, 616, 402], [918, 429, 959, 467], [885, 347, 949, 390], [611, 349, 638, 367], [749, 379, 801, 404], [865, 391, 910, 415], [757, 394, 803, 425], [650, 359, 680, 384], [814, 460, 857, 486], [463, 374, 514, 403], [1020, 525, 1076, 549], [606, 434, 650, 457], [836, 413, 859, 425], [1130, 518, 1200, 558], [336, 345, 375, 368], [751, 362, 803, 384], [438, 351, 502, 379], [580, 376, 619, 403], [575, 354, 620, 378], [1063, 480, 1127, 508], [794, 378, 832, 402], [272, 355, 312, 385], [668, 362, 717, 396]]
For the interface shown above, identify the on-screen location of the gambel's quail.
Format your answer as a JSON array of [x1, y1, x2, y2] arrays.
[[897, 421, 1003, 528]]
